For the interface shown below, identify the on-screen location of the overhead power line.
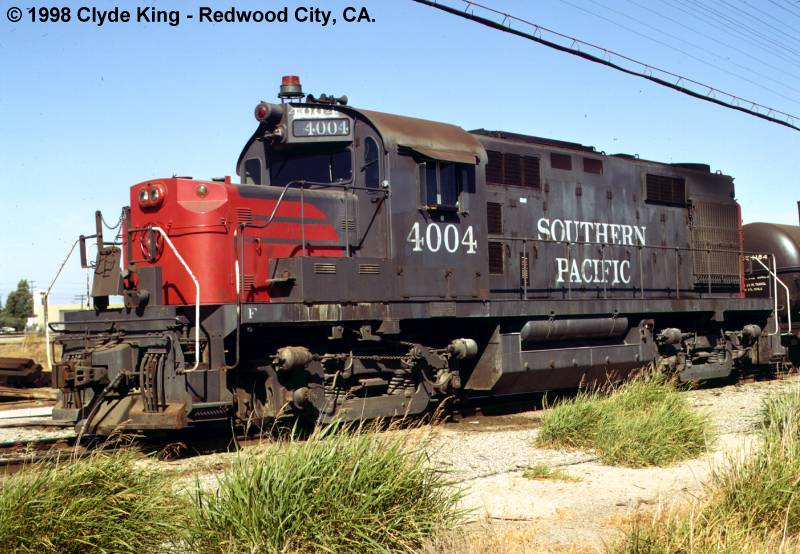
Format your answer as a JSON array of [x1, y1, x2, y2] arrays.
[[664, 0, 800, 72], [635, 0, 800, 81], [562, 0, 800, 104], [411, 0, 800, 132]]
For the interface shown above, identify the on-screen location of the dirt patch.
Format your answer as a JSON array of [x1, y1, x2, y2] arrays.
[[423, 375, 800, 551]]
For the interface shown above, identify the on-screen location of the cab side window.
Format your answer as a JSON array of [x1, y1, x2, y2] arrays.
[[422, 161, 474, 210], [363, 137, 380, 189]]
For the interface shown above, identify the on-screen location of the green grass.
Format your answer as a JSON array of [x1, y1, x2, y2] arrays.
[[537, 375, 712, 467], [522, 462, 580, 482], [187, 424, 463, 553], [0, 450, 188, 553], [610, 387, 800, 553]]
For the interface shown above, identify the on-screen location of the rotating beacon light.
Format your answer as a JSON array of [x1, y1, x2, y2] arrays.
[[278, 75, 304, 101]]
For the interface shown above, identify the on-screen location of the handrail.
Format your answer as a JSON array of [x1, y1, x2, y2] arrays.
[[44, 237, 81, 371], [751, 255, 792, 336], [488, 233, 755, 299], [149, 226, 201, 373], [227, 180, 301, 371]]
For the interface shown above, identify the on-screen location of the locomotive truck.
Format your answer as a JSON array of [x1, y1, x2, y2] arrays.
[[49, 76, 787, 434]]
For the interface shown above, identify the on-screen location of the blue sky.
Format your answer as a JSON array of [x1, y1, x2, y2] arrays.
[[1, 0, 799, 303]]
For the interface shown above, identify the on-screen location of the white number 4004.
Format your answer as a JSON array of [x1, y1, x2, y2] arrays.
[[406, 222, 477, 254]]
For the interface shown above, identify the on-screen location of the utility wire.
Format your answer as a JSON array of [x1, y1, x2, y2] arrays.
[[410, 0, 800, 131], [563, 0, 800, 106], [734, 0, 800, 48], [682, 0, 800, 61], [627, 0, 800, 86], [779, 0, 800, 18], [768, 0, 800, 23], [665, 0, 800, 71]]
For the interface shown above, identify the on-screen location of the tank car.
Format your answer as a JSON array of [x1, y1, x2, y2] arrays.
[[48, 76, 785, 434], [743, 222, 800, 362]]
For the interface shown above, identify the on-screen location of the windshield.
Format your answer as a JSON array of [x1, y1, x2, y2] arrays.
[[268, 146, 352, 186]]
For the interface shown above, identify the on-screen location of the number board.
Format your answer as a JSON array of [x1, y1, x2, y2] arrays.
[[286, 105, 354, 143], [292, 119, 351, 138]]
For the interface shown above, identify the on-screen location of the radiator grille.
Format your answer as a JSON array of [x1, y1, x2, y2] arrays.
[[313, 263, 337, 274], [690, 201, 741, 289]]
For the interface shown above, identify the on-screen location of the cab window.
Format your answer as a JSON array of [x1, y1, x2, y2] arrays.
[[268, 146, 352, 186], [421, 161, 473, 210], [244, 158, 262, 185], [363, 137, 380, 189]]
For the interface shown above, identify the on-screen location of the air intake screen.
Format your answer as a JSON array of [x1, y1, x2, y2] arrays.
[[486, 151, 540, 188], [486, 151, 504, 184], [550, 152, 572, 171], [487, 202, 503, 235], [583, 157, 603, 174], [488, 241, 504, 274], [646, 174, 686, 207], [522, 156, 541, 188]]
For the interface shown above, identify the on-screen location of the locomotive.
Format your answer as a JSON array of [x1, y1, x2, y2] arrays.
[[49, 76, 788, 434]]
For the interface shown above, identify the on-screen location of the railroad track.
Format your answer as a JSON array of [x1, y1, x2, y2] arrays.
[[0, 365, 796, 473]]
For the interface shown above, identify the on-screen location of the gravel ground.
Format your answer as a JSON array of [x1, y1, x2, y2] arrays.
[[421, 375, 800, 551], [2, 375, 798, 551]]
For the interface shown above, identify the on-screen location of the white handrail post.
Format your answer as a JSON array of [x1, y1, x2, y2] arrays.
[[151, 227, 200, 373], [752, 256, 790, 335]]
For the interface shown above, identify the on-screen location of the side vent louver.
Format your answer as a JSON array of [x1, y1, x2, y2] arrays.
[[241, 275, 255, 290], [236, 208, 254, 223], [340, 218, 356, 231], [358, 264, 381, 275], [313, 263, 337, 274]]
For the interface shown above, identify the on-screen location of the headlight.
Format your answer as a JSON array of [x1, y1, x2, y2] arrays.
[[138, 183, 165, 208]]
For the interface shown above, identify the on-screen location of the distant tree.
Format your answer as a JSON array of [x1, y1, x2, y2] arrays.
[[2, 280, 33, 330]]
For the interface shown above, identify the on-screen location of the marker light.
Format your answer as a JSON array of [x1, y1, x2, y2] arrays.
[[254, 102, 269, 121], [196, 184, 208, 197]]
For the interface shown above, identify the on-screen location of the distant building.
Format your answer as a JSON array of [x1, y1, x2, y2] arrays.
[[31, 291, 121, 331]]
